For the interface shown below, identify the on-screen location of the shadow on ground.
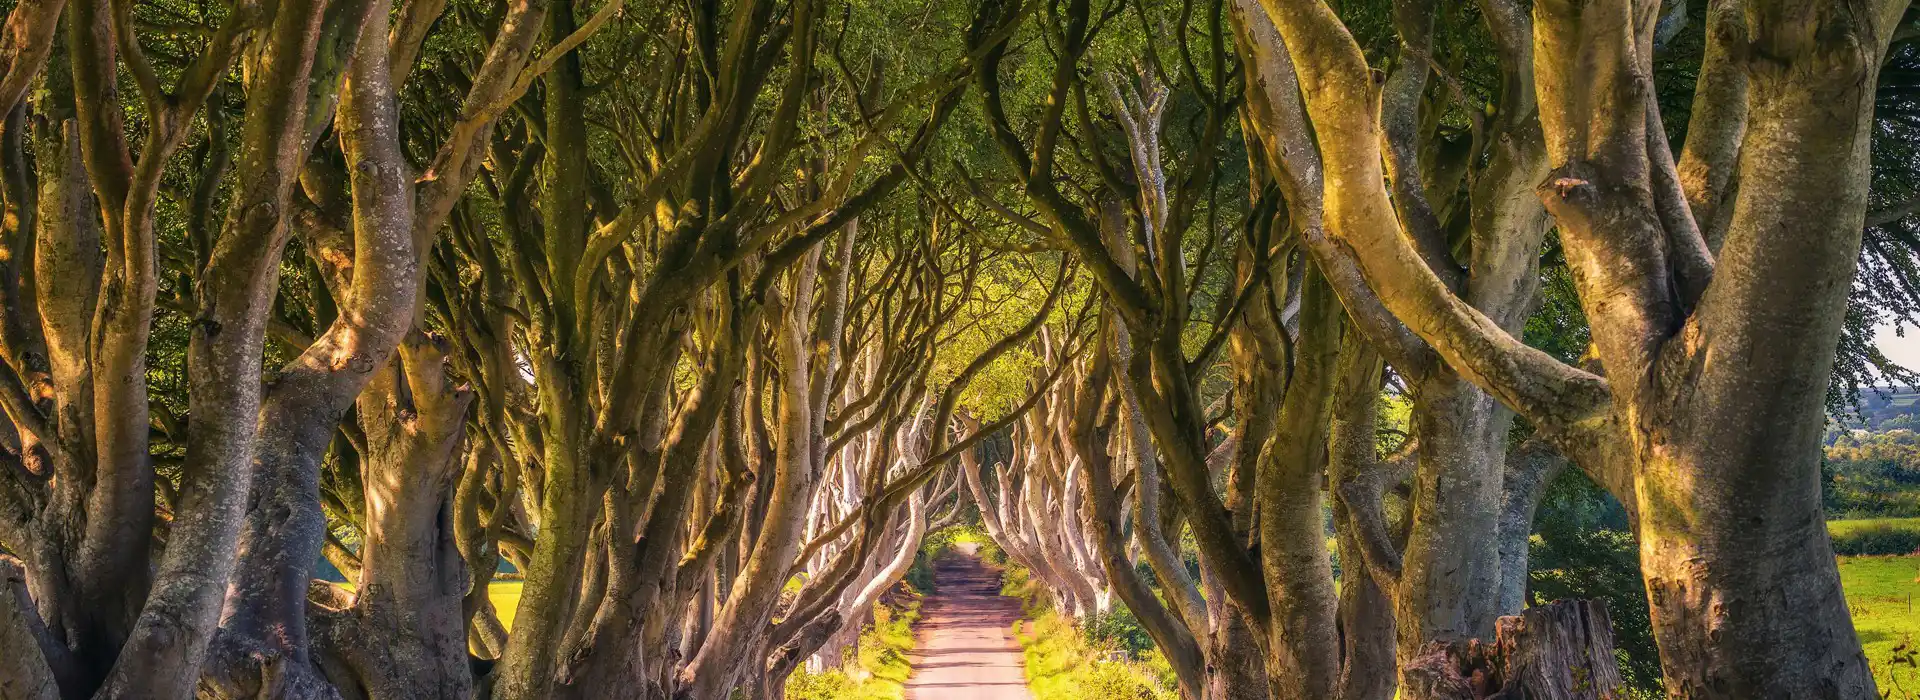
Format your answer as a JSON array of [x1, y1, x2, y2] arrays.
[[902, 552, 1032, 700]]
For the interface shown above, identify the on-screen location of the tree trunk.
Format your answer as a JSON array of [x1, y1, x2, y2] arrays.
[[1255, 271, 1342, 699], [1402, 599, 1621, 700], [93, 0, 344, 693], [1495, 443, 1564, 616], [1395, 377, 1504, 673], [314, 334, 475, 700], [1328, 343, 1397, 700], [485, 2, 607, 693], [207, 4, 420, 692], [675, 271, 819, 700], [1, 556, 60, 700], [1529, 1, 1898, 695], [1074, 327, 1207, 699]]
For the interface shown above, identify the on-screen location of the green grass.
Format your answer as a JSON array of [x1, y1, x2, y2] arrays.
[[1013, 609, 1176, 700], [857, 599, 921, 689], [1832, 518, 1920, 537], [992, 552, 1175, 700], [331, 581, 524, 630], [1841, 556, 1920, 697], [490, 581, 523, 630], [784, 588, 923, 700]]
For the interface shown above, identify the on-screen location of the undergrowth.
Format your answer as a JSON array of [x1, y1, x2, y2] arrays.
[[1015, 608, 1177, 700], [1830, 518, 1920, 555], [783, 584, 923, 700], [973, 523, 1173, 700]]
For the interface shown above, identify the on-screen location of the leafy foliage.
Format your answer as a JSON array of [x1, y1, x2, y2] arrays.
[[1826, 431, 1920, 518], [1081, 605, 1155, 658], [1018, 609, 1177, 700], [785, 591, 924, 700]]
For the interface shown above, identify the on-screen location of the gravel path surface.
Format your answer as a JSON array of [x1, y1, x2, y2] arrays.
[[902, 551, 1034, 700]]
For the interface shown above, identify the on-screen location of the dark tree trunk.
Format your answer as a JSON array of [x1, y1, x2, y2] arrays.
[[1402, 599, 1621, 700], [1, 556, 62, 700], [315, 334, 476, 700], [207, 4, 421, 690]]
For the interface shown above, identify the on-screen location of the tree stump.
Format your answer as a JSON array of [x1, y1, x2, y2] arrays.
[[1402, 599, 1623, 700]]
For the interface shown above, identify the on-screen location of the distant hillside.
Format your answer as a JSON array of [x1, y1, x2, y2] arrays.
[[1840, 387, 1920, 433], [1826, 393, 1920, 518]]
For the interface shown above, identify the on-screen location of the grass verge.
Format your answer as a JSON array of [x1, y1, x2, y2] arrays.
[[783, 584, 924, 700], [1833, 517, 1920, 536], [1013, 609, 1176, 700]]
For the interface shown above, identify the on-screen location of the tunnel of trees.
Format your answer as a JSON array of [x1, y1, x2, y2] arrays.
[[0, 0, 1918, 697]]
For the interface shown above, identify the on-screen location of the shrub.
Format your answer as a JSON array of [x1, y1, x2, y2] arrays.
[[1531, 470, 1660, 695], [782, 589, 920, 700], [783, 668, 855, 700], [1824, 457, 1920, 518], [903, 549, 937, 594], [1082, 605, 1154, 658], [919, 527, 963, 560], [855, 600, 918, 685], [971, 533, 1008, 567], [1080, 661, 1163, 700], [1001, 562, 1041, 613], [1830, 522, 1920, 556], [1019, 609, 1176, 700]]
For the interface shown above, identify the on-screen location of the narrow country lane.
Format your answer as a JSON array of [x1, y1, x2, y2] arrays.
[[903, 548, 1034, 700]]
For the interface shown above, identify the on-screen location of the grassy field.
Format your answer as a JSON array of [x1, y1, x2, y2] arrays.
[[332, 581, 525, 630], [1823, 519, 1920, 695], [490, 581, 522, 630], [1841, 555, 1920, 697], [1832, 517, 1920, 537]]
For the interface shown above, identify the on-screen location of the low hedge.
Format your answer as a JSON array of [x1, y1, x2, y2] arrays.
[[1829, 520, 1920, 556]]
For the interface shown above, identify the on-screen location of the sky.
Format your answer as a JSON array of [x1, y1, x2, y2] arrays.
[[1879, 323, 1920, 370]]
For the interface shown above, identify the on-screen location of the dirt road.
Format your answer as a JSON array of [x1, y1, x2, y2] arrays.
[[903, 550, 1034, 700]]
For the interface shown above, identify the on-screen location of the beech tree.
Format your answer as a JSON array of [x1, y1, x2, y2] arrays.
[[1237, 0, 1910, 696], [0, 0, 1915, 698], [954, 0, 1920, 698]]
